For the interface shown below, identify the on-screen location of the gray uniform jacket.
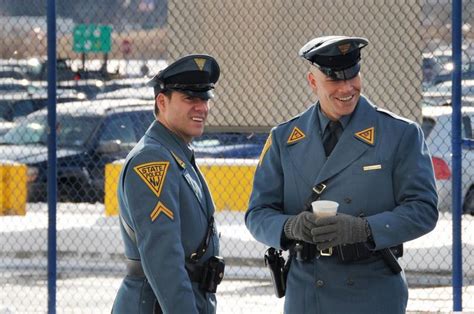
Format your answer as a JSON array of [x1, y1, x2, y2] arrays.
[[112, 121, 219, 314], [245, 96, 438, 314]]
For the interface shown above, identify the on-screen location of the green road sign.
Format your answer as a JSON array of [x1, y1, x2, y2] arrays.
[[73, 24, 112, 53]]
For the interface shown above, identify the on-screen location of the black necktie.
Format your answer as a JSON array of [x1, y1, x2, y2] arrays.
[[323, 121, 342, 156]]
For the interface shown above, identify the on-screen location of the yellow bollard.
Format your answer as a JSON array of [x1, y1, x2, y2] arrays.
[[104, 161, 124, 216], [104, 158, 258, 215], [197, 159, 257, 212], [0, 161, 27, 216]]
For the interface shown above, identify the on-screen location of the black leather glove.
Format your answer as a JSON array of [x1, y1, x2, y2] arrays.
[[283, 212, 318, 243], [310, 213, 368, 250]]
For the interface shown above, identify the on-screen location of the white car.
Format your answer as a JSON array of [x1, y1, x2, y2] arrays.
[[422, 79, 474, 104], [422, 106, 474, 215]]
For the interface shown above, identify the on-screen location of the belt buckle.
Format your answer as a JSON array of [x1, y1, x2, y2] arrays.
[[320, 247, 333, 256]]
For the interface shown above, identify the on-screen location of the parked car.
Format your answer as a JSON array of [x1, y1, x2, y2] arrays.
[[102, 77, 150, 93], [421, 96, 474, 108], [0, 120, 15, 136], [422, 79, 474, 105], [192, 131, 268, 159], [23, 58, 79, 81], [422, 48, 473, 86], [0, 89, 86, 123], [0, 78, 41, 93], [0, 64, 28, 79], [0, 95, 269, 202], [56, 79, 106, 99], [422, 106, 474, 215], [95, 85, 155, 100], [23, 57, 121, 82], [0, 98, 154, 202]]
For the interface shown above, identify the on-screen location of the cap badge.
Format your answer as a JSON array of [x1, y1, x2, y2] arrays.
[[338, 43, 352, 55], [134, 161, 170, 197], [258, 134, 272, 166], [354, 127, 375, 145], [287, 126, 306, 144], [150, 201, 174, 221], [194, 58, 207, 71]]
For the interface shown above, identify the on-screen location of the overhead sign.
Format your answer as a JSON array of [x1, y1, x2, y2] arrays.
[[73, 24, 112, 53]]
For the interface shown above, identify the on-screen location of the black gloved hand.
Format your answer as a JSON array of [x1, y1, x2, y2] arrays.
[[310, 213, 368, 250], [283, 212, 318, 243]]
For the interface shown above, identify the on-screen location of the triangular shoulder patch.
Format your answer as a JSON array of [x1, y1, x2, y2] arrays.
[[287, 127, 306, 144], [354, 127, 375, 145], [134, 161, 170, 197]]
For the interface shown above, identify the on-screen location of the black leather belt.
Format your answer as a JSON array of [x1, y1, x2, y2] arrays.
[[126, 259, 204, 282], [290, 242, 403, 262], [126, 259, 145, 277]]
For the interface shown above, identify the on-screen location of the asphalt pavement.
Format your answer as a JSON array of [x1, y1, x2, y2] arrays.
[[1, 203, 474, 313]]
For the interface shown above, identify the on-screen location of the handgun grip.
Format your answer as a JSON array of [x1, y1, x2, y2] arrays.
[[380, 248, 402, 274]]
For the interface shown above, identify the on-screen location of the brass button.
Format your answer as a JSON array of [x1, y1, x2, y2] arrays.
[[316, 280, 324, 287]]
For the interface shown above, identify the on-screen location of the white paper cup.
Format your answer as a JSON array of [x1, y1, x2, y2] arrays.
[[311, 200, 339, 218]]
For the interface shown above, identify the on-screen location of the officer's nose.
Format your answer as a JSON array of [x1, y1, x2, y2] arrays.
[[339, 79, 356, 92], [194, 99, 209, 112]]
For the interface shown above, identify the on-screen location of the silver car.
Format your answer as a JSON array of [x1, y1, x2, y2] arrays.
[[422, 106, 474, 215]]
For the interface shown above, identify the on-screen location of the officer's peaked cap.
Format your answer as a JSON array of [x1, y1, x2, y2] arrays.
[[299, 36, 368, 80], [149, 54, 220, 100]]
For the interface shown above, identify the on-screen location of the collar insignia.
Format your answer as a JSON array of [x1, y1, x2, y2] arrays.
[[354, 127, 375, 145], [194, 58, 206, 71], [150, 201, 174, 221], [171, 152, 186, 169], [134, 161, 170, 197], [287, 127, 306, 144]]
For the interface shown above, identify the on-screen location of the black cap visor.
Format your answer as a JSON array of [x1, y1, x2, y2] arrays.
[[317, 63, 360, 81], [174, 88, 214, 100]]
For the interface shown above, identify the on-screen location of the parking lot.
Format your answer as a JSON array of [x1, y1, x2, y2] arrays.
[[1, 1, 474, 312]]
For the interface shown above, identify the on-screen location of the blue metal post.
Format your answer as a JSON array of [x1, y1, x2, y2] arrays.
[[47, 0, 57, 313], [451, 0, 463, 311]]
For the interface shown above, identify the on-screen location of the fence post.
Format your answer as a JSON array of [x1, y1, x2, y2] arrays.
[[451, 0, 463, 311], [47, 0, 57, 313]]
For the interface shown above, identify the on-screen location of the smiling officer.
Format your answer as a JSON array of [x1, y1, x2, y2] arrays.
[[245, 36, 438, 313], [112, 54, 224, 314]]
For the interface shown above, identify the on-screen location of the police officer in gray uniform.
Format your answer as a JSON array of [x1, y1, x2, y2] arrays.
[[246, 36, 438, 313], [112, 54, 224, 314]]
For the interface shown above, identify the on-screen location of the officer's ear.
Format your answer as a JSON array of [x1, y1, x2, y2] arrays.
[[307, 70, 318, 92], [156, 92, 170, 114]]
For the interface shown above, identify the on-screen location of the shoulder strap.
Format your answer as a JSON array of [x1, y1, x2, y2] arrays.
[[303, 182, 327, 211], [188, 216, 215, 263]]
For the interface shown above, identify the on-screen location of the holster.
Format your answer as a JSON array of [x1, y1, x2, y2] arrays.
[[127, 255, 225, 293], [264, 247, 290, 298], [194, 256, 225, 293]]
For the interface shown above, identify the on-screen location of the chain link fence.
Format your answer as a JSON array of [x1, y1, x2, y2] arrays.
[[0, 0, 474, 312]]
